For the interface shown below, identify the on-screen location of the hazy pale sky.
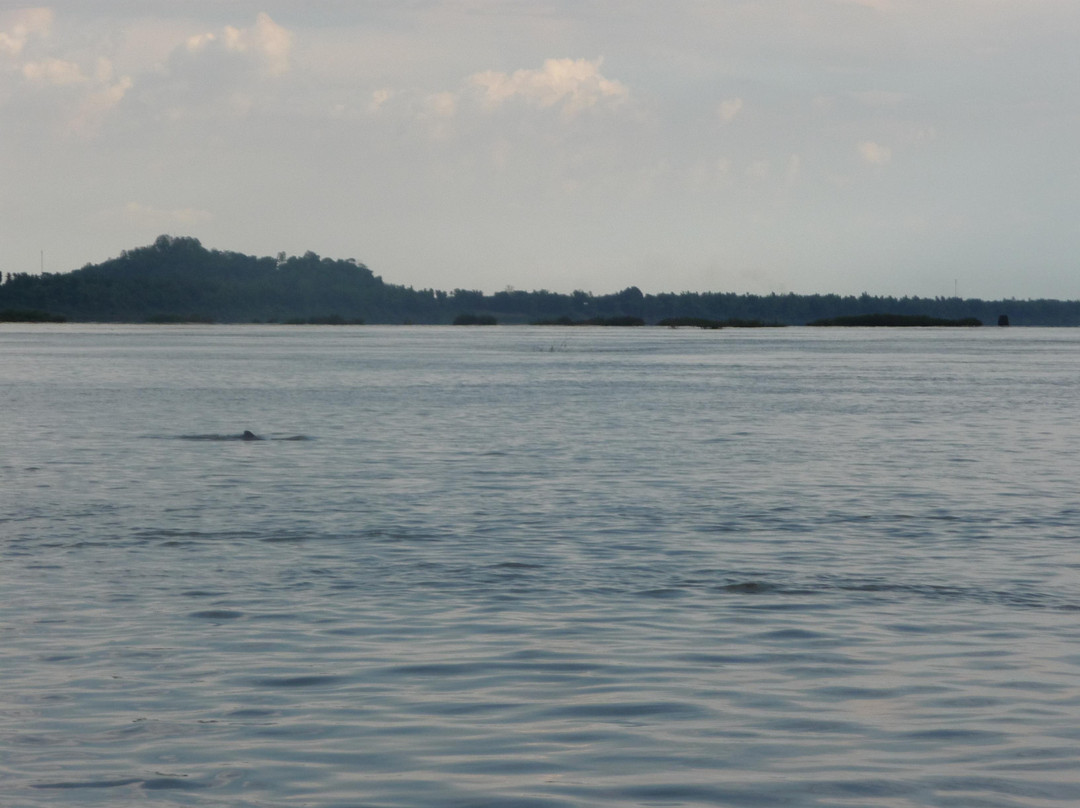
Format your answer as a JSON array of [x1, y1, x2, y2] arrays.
[[2, 1, 1078, 298]]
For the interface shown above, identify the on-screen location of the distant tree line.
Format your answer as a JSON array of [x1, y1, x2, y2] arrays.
[[807, 314, 982, 327], [2, 234, 1079, 325]]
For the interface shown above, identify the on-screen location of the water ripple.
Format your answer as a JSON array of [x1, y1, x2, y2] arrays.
[[5, 326, 1080, 807]]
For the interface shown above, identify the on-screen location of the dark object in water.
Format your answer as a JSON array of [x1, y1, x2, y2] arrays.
[[173, 431, 312, 441], [998, 314, 1010, 327]]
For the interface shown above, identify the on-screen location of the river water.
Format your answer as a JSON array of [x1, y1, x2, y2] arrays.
[[2, 324, 1079, 807]]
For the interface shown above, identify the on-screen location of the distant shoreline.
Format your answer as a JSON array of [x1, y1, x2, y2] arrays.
[[2, 235, 1075, 325], [6, 317, 1056, 329]]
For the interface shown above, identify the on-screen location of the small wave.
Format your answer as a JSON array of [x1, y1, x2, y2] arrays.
[[189, 609, 244, 620], [142, 777, 203, 792], [130, 528, 263, 545], [247, 675, 344, 688], [34, 779, 141, 790], [537, 699, 709, 721], [225, 708, 278, 718], [720, 580, 778, 594], [634, 587, 688, 599], [35, 776, 202, 792], [714, 574, 1080, 612]]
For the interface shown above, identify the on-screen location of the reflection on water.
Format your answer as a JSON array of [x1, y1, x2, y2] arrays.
[[2, 325, 1080, 806]]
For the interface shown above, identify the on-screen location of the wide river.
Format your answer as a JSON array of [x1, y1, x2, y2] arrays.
[[2, 324, 1079, 807]]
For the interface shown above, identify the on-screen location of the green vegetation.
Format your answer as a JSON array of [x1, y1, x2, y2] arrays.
[[282, 315, 365, 325], [807, 313, 982, 327], [452, 313, 498, 325], [0, 236, 433, 324], [145, 313, 215, 324], [658, 317, 723, 329], [0, 235, 1077, 325], [532, 315, 645, 326], [657, 317, 781, 329], [0, 308, 66, 322]]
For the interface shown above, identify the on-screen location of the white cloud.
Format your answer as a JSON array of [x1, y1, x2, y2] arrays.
[[420, 90, 458, 139], [138, 13, 296, 123], [240, 12, 293, 76], [363, 56, 631, 142], [20, 54, 119, 89], [426, 91, 457, 118], [22, 57, 85, 86], [186, 32, 216, 53], [469, 58, 628, 115], [184, 13, 293, 77], [719, 97, 743, 123], [70, 75, 133, 134], [369, 88, 393, 113], [0, 7, 52, 57], [4, 2, 1078, 300], [93, 56, 115, 84], [858, 140, 892, 165], [13, 38, 133, 136]]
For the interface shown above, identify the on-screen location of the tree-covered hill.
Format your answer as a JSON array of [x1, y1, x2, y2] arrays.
[[0, 236, 434, 324], [2, 235, 1078, 325]]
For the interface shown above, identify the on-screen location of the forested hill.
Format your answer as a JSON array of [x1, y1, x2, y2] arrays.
[[2, 235, 1078, 325]]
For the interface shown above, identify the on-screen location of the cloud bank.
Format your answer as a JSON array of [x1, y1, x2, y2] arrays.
[[1, 2, 1078, 300], [469, 58, 628, 114]]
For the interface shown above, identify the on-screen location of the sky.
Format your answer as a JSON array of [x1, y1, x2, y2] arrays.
[[2, 1, 1078, 299]]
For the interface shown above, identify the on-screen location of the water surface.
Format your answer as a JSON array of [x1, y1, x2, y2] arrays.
[[3, 324, 1079, 807]]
